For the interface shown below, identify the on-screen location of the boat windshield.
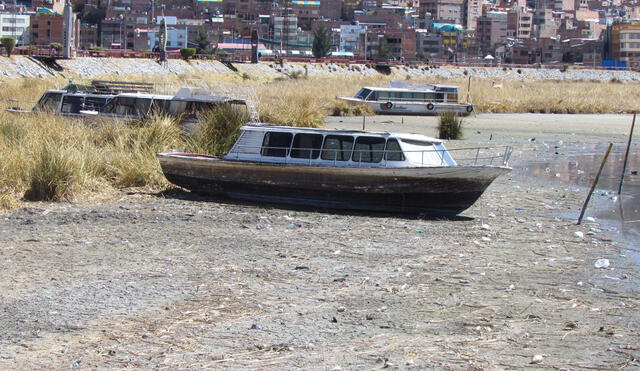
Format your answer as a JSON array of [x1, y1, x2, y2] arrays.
[[60, 95, 110, 113], [34, 92, 63, 112], [355, 88, 372, 100]]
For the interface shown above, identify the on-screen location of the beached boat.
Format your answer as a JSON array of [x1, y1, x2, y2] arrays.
[[8, 81, 254, 128], [92, 87, 252, 125], [158, 124, 511, 215], [6, 80, 154, 117], [337, 82, 474, 116]]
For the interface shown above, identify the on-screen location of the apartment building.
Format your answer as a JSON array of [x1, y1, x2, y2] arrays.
[[0, 13, 30, 45], [477, 10, 508, 56], [507, 7, 533, 39], [419, 0, 465, 24], [610, 22, 640, 68]]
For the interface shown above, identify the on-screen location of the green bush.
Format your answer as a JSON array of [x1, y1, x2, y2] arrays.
[[437, 112, 464, 140], [1, 37, 16, 57], [49, 42, 63, 53], [180, 48, 196, 60], [187, 103, 249, 156]]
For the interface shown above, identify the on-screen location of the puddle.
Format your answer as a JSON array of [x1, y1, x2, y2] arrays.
[[516, 146, 640, 267]]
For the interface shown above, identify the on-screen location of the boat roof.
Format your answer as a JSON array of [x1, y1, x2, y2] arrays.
[[41, 89, 115, 98], [241, 124, 443, 144], [361, 85, 459, 92], [113, 87, 248, 104]]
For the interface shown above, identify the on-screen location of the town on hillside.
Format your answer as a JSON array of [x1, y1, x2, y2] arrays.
[[0, 0, 638, 68]]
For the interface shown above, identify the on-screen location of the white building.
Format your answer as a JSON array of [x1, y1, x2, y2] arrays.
[[0, 13, 30, 45], [339, 24, 367, 54]]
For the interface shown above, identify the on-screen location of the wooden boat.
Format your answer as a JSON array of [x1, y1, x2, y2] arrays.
[[158, 124, 512, 215], [337, 82, 474, 116]]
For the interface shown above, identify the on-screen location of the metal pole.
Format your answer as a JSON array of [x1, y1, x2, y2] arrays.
[[362, 114, 366, 131], [618, 112, 636, 195], [577, 143, 614, 225]]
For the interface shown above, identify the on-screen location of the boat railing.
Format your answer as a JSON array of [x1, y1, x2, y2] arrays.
[[228, 145, 512, 167]]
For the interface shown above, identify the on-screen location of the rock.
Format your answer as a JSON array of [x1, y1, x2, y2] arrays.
[[594, 259, 610, 269], [573, 231, 584, 239], [530, 355, 544, 364]]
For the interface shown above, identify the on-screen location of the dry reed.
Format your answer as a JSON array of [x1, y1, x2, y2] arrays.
[[0, 73, 638, 209]]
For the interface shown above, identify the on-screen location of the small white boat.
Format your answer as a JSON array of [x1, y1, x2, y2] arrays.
[[158, 124, 511, 215], [338, 82, 474, 116]]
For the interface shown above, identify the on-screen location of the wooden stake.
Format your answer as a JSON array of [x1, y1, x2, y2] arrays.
[[577, 143, 613, 225], [618, 112, 636, 195]]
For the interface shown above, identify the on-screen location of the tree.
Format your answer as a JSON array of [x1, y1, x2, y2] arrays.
[[312, 24, 332, 58], [180, 48, 196, 60], [378, 40, 393, 61], [1, 37, 16, 57], [196, 27, 210, 54]]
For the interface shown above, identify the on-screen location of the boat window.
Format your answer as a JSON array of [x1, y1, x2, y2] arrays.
[[376, 91, 389, 100], [352, 136, 385, 163], [83, 96, 108, 111], [134, 98, 152, 116], [61, 95, 85, 113], [183, 101, 215, 120], [355, 88, 371, 100], [291, 133, 323, 159], [102, 97, 139, 116], [261, 132, 293, 157], [425, 92, 436, 101], [321, 135, 354, 161], [35, 92, 63, 112], [169, 100, 188, 115], [385, 139, 405, 161], [149, 98, 171, 114]]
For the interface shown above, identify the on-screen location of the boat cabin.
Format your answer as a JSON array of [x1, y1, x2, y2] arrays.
[[97, 88, 250, 122], [225, 125, 456, 167], [33, 90, 112, 115], [354, 85, 460, 104], [31, 80, 155, 116]]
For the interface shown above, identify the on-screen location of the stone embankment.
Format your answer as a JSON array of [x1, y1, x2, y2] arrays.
[[0, 55, 638, 81]]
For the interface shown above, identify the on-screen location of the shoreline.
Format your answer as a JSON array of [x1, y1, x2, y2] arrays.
[[0, 113, 638, 368]]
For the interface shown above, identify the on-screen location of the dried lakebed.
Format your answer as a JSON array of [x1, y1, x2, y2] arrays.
[[0, 114, 639, 369]]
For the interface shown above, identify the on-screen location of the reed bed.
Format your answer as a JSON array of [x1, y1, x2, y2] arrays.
[[0, 73, 638, 209]]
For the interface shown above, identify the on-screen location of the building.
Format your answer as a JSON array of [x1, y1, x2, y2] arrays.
[[272, 15, 298, 48], [30, 13, 64, 46], [0, 13, 30, 45], [609, 22, 640, 68], [419, 0, 465, 24], [339, 24, 367, 56], [464, 0, 482, 30], [416, 29, 441, 56], [476, 10, 508, 56], [507, 7, 533, 40]]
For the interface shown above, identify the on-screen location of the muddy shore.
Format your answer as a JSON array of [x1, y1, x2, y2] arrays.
[[0, 114, 638, 369]]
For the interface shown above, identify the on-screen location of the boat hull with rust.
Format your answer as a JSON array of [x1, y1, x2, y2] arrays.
[[158, 153, 511, 215]]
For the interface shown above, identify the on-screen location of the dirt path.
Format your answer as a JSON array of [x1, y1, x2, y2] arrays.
[[0, 114, 638, 369]]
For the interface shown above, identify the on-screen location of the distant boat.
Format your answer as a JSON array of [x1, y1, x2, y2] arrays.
[[5, 80, 143, 117], [8, 81, 254, 128], [158, 124, 511, 215], [337, 82, 474, 116]]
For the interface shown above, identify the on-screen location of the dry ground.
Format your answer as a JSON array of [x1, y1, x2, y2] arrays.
[[0, 114, 638, 370]]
